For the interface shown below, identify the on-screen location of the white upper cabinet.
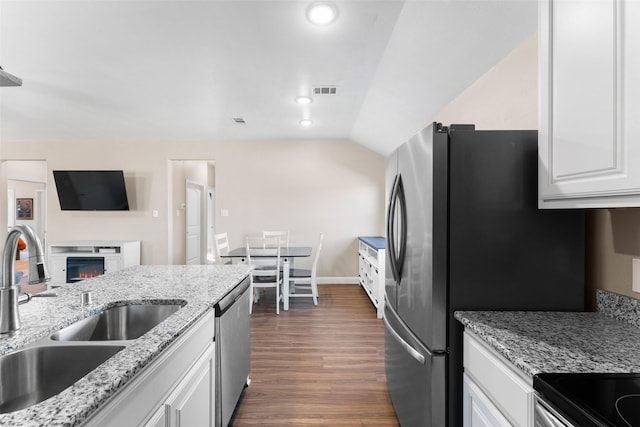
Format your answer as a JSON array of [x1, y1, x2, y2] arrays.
[[539, 0, 640, 208]]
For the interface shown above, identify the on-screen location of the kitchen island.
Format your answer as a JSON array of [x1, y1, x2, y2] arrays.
[[455, 290, 640, 426], [0, 264, 251, 426]]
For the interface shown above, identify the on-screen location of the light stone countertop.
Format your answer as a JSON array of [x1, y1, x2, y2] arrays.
[[0, 264, 251, 427], [455, 290, 640, 379]]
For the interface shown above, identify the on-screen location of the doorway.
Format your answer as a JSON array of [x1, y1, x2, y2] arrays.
[[168, 160, 216, 265], [5, 161, 47, 241], [207, 187, 216, 262], [185, 180, 205, 265], [2, 160, 48, 287]]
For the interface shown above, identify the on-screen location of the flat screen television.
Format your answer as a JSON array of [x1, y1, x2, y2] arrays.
[[53, 170, 130, 211]]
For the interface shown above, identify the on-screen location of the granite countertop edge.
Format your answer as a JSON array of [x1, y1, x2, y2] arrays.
[[0, 264, 251, 427], [455, 290, 640, 379]]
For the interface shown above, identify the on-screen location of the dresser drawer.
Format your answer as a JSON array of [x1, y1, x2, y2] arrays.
[[463, 332, 533, 427]]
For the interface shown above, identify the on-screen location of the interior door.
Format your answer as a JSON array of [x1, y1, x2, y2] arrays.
[[186, 181, 205, 265], [207, 187, 215, 262]]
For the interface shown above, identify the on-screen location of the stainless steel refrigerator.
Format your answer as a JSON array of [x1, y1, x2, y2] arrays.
[[384, 123, 585, 426]]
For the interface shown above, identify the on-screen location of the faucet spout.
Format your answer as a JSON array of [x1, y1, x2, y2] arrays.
[[0, 224, 50, 334]]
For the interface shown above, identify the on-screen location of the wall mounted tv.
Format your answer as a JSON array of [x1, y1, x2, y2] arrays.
[[53, 170, 130, 211]]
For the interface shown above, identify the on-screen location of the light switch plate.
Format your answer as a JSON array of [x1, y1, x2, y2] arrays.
[[633, 258, 640, 293]]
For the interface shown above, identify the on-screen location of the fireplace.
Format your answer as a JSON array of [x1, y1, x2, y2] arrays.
[[66, 257, 105, 283]]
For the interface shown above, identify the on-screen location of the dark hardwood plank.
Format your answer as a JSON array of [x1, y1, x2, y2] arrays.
[[230, 284, 399, 427]]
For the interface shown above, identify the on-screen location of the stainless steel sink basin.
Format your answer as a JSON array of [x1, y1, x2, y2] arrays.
[[0, 344, 124, 413], [50, 303, 183, 341]]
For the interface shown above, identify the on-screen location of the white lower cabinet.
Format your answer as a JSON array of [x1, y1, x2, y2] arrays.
[[84, 311, 215, 427], [164, 344, 215, 427], [144, 407, 167, 427], [463, 373, 511, 427], [357, 237, 385, 319], [462, 331, 534, 427]]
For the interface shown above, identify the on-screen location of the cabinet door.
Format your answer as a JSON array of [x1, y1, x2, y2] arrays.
[[49, 256, 67, 284], [358, 254, 366, 286], [463, 374, 511, 427], [166, 344, 215, 427], [464, 332, 533, 426], [144, 405, 167, 427], [539, 0, 640, 208], [104, 256, 121, 275], [370, 267, 379, 302], [174, 361, 213, 427]]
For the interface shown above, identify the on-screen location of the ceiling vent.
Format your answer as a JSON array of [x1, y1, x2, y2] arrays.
[[313, 86, 337, 95], [232, 117, 246, 124]]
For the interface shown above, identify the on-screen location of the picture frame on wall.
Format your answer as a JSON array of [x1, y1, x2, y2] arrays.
[[16, 198, 33, 220]]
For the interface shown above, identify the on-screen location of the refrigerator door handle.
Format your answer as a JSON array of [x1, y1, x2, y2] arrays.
[[386, 174, 407, 284], [386, 174, 400, 283], [384, 316, 428, 365], [395, 175, 407, 280]]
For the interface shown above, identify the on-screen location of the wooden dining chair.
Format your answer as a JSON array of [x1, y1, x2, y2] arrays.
[[288, 232, 323, 306], [214, 232, 232, 264], [262, 230, 290, 247], [246, 236, 283, 314]]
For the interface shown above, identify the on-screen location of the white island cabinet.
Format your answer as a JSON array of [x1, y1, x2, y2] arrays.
[[462, 331, 534, 427], [357, 236, 385, 319], [84, 310, 215, 427], [539, 0, 640, 208]]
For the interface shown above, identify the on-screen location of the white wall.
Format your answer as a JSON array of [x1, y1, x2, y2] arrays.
[[0, 138, 385, 279], [0, 33, 538, 281], [433, 33, 538, 130]]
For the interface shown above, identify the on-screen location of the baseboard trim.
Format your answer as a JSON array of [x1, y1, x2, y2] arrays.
[[317, 276, 360, 285]]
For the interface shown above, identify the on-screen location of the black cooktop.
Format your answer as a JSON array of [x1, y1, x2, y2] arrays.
[[534, 373, 640, 427]]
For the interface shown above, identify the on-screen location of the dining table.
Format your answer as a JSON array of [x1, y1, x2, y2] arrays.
[[220, 246, 312, 311]]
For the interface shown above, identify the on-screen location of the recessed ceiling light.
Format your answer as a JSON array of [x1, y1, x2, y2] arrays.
[[299, 119, 313, 126], [295, 96, 313, 105], [306, 2, 338, 26]]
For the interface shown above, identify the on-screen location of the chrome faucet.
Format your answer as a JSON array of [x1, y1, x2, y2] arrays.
[[0, 224, 50, 334]]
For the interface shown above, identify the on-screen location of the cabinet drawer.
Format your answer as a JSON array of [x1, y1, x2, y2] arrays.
[[463, 332, 533, 427]]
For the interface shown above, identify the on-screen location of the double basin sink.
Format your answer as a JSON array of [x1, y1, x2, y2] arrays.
[[0, 302, 184, 414]]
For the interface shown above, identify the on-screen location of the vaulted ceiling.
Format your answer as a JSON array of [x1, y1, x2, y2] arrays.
[[0, 0, 537, 156]]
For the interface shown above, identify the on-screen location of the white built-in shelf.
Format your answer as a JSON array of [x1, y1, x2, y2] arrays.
[[357, 236, 385, 319], [48, 240, 140, 284]]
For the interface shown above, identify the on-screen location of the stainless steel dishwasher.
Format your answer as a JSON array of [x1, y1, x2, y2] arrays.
[[214, 276, 251, 427]]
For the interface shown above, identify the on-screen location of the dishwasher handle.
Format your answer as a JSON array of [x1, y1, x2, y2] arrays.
[[215, 276, 250, 316]]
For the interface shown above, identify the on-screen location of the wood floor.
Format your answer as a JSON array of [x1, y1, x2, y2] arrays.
[[229, 284, 400, 427]]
